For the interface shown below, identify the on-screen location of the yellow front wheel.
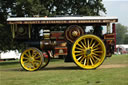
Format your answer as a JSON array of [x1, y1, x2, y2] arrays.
[[72, 34, 106, 69], [20, 47, 47, 71]]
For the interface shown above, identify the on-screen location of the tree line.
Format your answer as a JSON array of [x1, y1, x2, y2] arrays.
[[116, 23, 128, 44]]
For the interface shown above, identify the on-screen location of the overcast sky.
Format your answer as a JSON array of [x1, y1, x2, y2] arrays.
[[102, 0, 128, 27]]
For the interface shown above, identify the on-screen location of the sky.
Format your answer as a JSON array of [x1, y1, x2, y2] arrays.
[[102, 0, 128, 27]]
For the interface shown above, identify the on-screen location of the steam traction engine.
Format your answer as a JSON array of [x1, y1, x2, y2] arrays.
[[7, 16, 118, 71]]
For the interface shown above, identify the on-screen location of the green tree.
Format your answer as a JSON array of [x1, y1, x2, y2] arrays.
[[0, 0, 16, 51], [41, 0, 106, 16], [10, 0, 106, 17], [124, 34, 128, 44], [116, 23, 128, 44], [11, 0, 49, 17]]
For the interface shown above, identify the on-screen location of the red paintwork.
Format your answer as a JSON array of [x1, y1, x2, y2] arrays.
[[112, 23, 116, 51], [42, 53, 48, 58]]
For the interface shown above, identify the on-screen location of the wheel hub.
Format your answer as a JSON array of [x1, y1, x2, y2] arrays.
[[29, 57, 34, 62], [72, 31, 78, 37], [86, 49, 91, 55], [85, 48, 92, 56]]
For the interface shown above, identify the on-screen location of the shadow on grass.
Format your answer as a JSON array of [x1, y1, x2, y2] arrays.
[[0, 59, 82, 71], [0, 61, 19, 66], [1, 66, 82, 72], [50, 59, 64, 62], [42, 66, 82, 71]]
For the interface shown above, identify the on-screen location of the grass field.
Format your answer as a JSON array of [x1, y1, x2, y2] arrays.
[[0, 55, 128, 85]]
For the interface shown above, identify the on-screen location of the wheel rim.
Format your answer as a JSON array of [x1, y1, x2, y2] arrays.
[[72, 35, 106, 69], [20, 48, 42, 71]]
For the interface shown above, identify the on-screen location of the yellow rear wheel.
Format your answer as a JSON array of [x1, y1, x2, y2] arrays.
[[20, 47, 49, 71], [72, 34, 106, 69]]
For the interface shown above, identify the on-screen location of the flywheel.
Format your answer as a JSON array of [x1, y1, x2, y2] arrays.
[[72, 34, 106, 69], [65, 25, 84, 43]]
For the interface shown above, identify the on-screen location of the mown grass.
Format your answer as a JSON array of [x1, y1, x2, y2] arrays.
[[103, 54, 128, 65], [0, 54, 128, 85]]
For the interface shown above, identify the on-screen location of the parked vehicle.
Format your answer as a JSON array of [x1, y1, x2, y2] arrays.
[[0, 50, 21, 61], [116, 45, 128, 54]]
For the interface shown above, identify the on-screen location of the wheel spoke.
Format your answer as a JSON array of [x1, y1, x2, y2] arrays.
[[93, 43, 100, 48], [80, 56, 85, 63], [75, 47, 83, 51], [87, 39, 90, 48], [31, 62, 36, 67], [34, 56, 41, 59], [93, 56, 100, 61], [89, 39, 93, 47], [23, 60, 29, 63], [34, 60, 41, 63], [32, 51, 38, 58], [90, 55, 95, 62], [90, 58, 94, 65], [77, 43, 84, 48], [24, 53, 30, 57], [75, 53, 83, 56], [23, 57, 29, 59], [25, 63, 31, 67], [87, 57, 89, 65], [84, 58, 87, 65], [73, 51, 82, 53], [92, 47, 100, 51], [33, 61, 40, 68], [91, 41, 96, 48], [77, 56, 82, 61], [80, 41, 86, 48], [93, 51, 103, 53], [34, 62, 40, 67], [84, 38, 87, 46], [28, 50, 32, 57], [92, 53, 100, 56]]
